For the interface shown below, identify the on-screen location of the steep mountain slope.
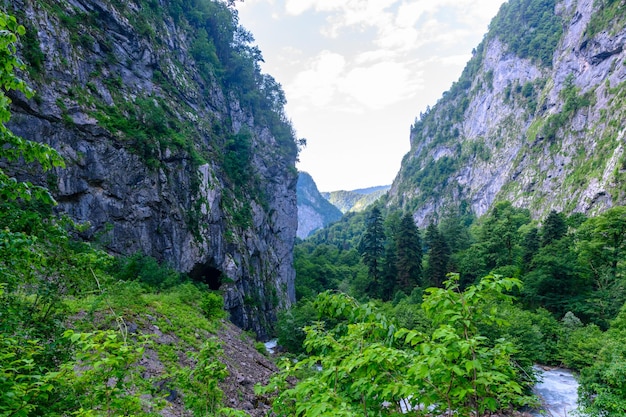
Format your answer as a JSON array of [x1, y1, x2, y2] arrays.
[[322, 185, 390, 214], [296, 172, 342, 239], [387, 0, 626, 225], [7, 0, 299, 338]]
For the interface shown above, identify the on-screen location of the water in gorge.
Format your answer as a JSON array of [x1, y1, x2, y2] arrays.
[[532, 366, 583, 417]]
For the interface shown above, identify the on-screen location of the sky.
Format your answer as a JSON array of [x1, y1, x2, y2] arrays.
[[235, 0, 507, 192]]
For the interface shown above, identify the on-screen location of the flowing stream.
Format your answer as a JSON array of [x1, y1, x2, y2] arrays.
[[532, 366, 583, 417]]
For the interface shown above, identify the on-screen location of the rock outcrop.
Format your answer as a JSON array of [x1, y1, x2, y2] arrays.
[[296, 172, 342, 239], [388, 0, 626, 225], [8, 0, 298, 338]]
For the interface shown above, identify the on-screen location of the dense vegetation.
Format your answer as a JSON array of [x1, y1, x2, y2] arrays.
[[488, 0, 563, 68], [272, 199, 626, 416], [0, 9, 256, 417]]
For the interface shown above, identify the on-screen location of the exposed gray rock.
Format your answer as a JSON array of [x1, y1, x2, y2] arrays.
[[388, 0, 626, 225], [8, 0, 297, 339], [296, 172, 342, 238]]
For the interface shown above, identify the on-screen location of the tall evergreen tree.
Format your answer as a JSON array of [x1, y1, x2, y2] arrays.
[[395, 213, 423, 292], [425, 222, 449, 287], [541, 210, 568, 247], [381, 239, 398, 301], [359, 207, 385, 297], [521, 226, 540, 273]]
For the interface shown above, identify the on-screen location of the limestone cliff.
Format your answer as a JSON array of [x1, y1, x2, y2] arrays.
[[7, 0, 298, 338], [387, 0, 626, 225], [296, 172, 342, 239], [322, 185, 390, 214]]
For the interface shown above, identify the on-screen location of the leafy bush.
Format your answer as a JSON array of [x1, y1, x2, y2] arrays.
[[276, 299, 317, 354], [113, 252, 184, 289], [201, 291, 226, 319], [260, 275, 537, 416]]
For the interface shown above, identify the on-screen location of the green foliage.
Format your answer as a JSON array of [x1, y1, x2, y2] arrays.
[[222, 129, 253, 188], [307, 211, 367, 250], [201, 290, 226, 319], [575, 206, 626, 326], [0, 12, 64, 203], [540, 74, 594, 141], [18, 21, 45, 78], [400, 274, 534, 416], [94, 95, 203, 170], [57, 330, 151, 416], [259, 275, 535, 416], [393, 213, 423, 293], [358, 207, 386, 297], [585, 0, 626, 37], [164, 0, 298, 160], [558, 314, 604, 370], [0, 327, 56, 417], [114, 252, 184, 290], [488, 0, 563, 67], [179, 339, 229, 416], [424, 221, 451, 287], [578, 305, 626, 416]]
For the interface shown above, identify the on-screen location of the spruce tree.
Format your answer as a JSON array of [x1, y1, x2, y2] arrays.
[[541, 210, 568, 247], [395, 213, 423, 292], [359, 207, 385, 297], [425, 222, 449, 287]]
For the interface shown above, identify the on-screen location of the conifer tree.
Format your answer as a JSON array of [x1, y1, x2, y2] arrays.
[[359, 207, 385, 297], [541, 210, 567, 247], [425, 221, 449, 287], [395, 213, 423, 292], [521, 226, 540, 273]]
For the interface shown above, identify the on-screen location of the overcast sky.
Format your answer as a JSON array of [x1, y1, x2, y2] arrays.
[[235, 0, 507, 191]]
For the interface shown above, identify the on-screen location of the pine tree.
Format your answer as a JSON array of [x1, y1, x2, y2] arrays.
[[521, 226, 540, 273], [425, 222, 449, 287], [395, 213, 423, 292], [541, 210, 568, 247], [359, 207, 385, 297]]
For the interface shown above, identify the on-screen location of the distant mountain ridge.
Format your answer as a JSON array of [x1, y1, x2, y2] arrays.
[[296, 174, 390, 238], [322, 186, 390, 214]]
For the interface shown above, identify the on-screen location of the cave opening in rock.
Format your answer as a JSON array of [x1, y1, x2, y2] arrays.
[[189, 262, 223, 290]]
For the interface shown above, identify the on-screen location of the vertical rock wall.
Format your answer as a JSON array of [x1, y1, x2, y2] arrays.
[[8, 0, 297, 338]]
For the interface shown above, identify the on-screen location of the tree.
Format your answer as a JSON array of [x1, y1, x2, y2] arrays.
[[541, 210, 567, 247], [358, 207, 385, 298], [478, 201, 530, 272], [578, 303, 626, 416], [395, 213, 423, 292], [576, 207, 626, 325], [424, 221, 449, 287], [522, 236, 587, 317]]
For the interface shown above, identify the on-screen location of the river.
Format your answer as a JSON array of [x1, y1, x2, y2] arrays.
[[532, 366, 583, 417]]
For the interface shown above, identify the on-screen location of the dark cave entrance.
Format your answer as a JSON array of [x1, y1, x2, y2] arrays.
[[189, 262, 223, 290]]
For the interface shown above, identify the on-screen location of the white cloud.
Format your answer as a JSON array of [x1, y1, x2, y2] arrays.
[[395, 1, 438, 27], [340, 61, 421, 109], [287, 51, 346, 106]]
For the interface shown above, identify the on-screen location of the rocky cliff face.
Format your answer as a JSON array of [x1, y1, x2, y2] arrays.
[[388, 0, 626, 225], [322, 186, 390, 214], [8, 0, 298, 338], [296, 172, 342, 239]]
